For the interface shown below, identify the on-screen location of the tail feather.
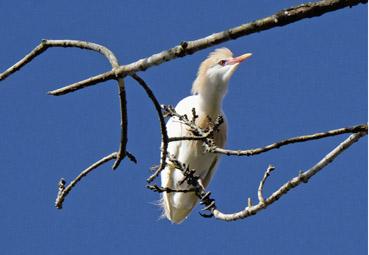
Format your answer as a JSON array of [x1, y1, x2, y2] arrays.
[[160, 166, 198, 224], [161, 192, 198, 224]]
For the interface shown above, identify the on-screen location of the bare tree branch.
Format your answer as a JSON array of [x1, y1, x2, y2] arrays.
[[163, 105, 367, 157], [163, 104, 224, 142], [55, 152, 117, 209], [210, 132, 366, 221], [0, 39, 130, 169], [211, 124, 368, 156], [112, 77, 129, 170], [0, 39, 137, 207], [155, 131, 366, 221], [1, 39, 119, 80], [146, 184, 196, 193], [258, 164, 275, 204], [26, 0, 365, 96], [168, 136, 205, 142], [129, 74, 169, 183]]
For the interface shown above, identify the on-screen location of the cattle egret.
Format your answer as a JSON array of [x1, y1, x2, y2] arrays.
[[160, 48, 252, 223]]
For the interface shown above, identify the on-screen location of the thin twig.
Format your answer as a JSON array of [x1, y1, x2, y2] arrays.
[[163, 104, 224, 142], [30, 0, 367, 96], [211, 124, 367, 156], [0, 42, 48, 80], [55, 152, 117, 209], [168, 136, 205, 142], [129, 74, 169, 183], [0, 39, 130, 169], [112, 77, 129, 169], [257, 164, 275, 204], [160, 155, 217, 217], [211, 132, 366, 221], [162, 105, 204, 135], [146, 184, 196, 193], [1, 39, 119, 80]]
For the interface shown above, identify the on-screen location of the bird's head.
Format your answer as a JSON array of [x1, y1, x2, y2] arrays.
[[192, 48, 252, 97]]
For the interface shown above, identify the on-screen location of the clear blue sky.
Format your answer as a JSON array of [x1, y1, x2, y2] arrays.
[[0, 1, 367, 254]]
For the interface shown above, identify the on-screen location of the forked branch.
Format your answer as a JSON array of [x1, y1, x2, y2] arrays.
[[0, 39, 138, 208], [153, 131, 366, 221], [1, 0, 365, 95], [210, 132, 366, 221], [0, 39, 130, 170], [146, 104, 367, 221]]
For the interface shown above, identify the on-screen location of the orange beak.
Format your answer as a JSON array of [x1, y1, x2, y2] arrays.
[[227, 53, 252, 65]]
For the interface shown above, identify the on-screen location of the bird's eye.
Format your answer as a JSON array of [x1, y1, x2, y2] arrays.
[[218, 60, 226, 66]]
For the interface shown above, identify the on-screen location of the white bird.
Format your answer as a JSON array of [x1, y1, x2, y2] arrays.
[[160, 48, 252, 223]]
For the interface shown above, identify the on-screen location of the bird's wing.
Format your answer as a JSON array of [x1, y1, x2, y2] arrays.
[[202, 115, 227, 188], [160, 104, 193, 223], [202, 157, 218, 188], [215, 112, 227, 148], [163, 95, 199, 163]]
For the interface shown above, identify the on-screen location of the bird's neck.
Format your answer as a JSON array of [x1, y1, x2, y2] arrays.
[[196, 78, 228, 117]]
